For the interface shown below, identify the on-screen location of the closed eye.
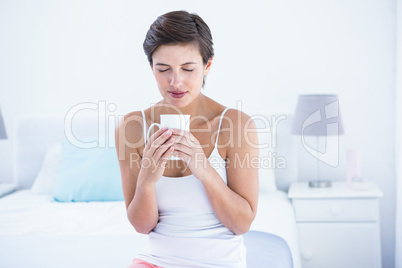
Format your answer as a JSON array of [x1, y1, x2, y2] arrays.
[[158, 69, 169, 73], [183, 69, 194, 72]]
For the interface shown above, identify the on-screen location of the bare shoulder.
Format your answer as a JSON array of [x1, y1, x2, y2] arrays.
[[223, 109, 256, 127], [221, 109, 257, 147], [223, 109, 259, 213], [115, 110, 146, 160], [120, 110, 144, 131]]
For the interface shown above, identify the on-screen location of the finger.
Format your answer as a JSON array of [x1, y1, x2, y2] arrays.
[[172, 142, 192, 156], [171, 129, 199, 146], [172, 149, 191, 164], [158, 145, 175, 166], [146, 129, 173, 158], [171, 128, 192, 139], [172, 133, 201, 150], [150, 129, 174, 155], [153, 136, 175, 160], [173, 144, 205, 166], [146, 126, 168, 150]]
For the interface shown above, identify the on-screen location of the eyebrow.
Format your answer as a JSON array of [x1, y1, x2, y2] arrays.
[[155, 62, 197, 67]]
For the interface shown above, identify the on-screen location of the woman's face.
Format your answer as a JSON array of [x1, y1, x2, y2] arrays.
[[151, 43, 212, 108]]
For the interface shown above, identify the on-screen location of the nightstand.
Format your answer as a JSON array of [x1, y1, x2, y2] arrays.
[[288, 182, 383, 268]]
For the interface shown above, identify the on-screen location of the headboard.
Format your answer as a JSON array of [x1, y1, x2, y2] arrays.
[[13, 114, 107, 190], [13, 112, 297, 191]]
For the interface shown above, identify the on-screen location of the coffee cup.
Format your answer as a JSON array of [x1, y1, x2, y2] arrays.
[[147, 114, 190, 160]]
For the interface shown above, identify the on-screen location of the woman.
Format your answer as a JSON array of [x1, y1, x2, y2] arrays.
[[115, 10, 259, 268]]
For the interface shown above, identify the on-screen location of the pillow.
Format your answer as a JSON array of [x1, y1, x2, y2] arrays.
[[258, 148, 277, 192], [31, 143, 63, 194], [52, 141, 123, 202], [0, 183, 17, 198], [258, 164, 276, 193], [256, 120, 277, 192]]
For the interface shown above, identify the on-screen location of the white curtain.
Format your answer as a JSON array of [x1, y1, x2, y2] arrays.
[[396, 1, 402, 267]]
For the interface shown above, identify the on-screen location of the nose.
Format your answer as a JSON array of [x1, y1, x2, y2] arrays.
[[170, 71, 183, 88]]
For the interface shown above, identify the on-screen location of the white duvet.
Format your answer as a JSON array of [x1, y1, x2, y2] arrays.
[[0, 190, 301, 268], [0, 190, 133, 235]]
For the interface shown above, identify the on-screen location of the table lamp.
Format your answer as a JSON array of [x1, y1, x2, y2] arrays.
[[291, 94, 344, 187], [0, 105, 7, 139]]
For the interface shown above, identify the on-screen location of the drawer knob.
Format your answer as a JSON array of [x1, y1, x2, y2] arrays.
[[302, 250, 313, 260], [330, 205, 341, 215]]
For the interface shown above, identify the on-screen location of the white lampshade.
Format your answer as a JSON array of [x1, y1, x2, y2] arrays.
[[0, 105, 7, 139], [291, 94, 344, 136]]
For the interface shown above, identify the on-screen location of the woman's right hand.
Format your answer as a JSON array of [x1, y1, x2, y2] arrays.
[[138, 127, 175, 185]]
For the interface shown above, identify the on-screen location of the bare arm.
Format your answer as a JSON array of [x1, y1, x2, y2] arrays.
[[171, 110, 259, 235], [115, 112, 175, 234], [200, 111, 259, 235]]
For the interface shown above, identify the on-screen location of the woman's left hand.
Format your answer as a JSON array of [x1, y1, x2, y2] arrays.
[[170, 128, 209, 179]]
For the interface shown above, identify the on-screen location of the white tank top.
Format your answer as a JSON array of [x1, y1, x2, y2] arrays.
[[136, 108, 246, 268]]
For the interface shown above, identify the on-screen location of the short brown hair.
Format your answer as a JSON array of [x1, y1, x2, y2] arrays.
[[143, 10, 214, 67]]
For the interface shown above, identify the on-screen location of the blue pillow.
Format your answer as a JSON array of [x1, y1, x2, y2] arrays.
[[53, 141, 123, 202]]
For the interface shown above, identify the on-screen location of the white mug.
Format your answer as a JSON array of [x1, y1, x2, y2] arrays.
[[147, 114, 191, 160]]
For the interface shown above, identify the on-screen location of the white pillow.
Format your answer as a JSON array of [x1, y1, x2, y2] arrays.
[[31, 143, 62, 194], [258, 163, 276, 192], [258, 147, 277, 192], [256, 122, 277, 192], [0, 183, 17, 198]]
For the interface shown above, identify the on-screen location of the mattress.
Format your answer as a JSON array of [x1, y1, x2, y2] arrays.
[[0, 190, 301, 268]]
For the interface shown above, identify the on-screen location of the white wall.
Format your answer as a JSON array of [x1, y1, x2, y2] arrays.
[[0, 0, 396, 267], [395, 1, 402, 267]]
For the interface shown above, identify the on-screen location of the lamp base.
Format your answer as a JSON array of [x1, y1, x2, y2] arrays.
[[309, 180, 332, 188]]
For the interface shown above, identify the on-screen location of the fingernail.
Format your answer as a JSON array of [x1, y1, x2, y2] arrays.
[[161, 126, 168, 131]]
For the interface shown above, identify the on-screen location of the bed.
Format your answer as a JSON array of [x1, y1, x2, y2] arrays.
[[0, 112, 301, 268]]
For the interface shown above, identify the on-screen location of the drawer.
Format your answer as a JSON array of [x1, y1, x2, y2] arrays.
[[297, 222, 382, 268], [292, 198, 379, 222]]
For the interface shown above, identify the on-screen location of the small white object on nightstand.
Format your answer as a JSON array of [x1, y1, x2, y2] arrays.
[[288, 182, 383, 268]]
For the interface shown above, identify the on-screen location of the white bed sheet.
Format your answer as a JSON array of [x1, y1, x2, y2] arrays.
[[0, 190, 301, 268], [252, 190, 301, 268], [0, 190, 134, 235]]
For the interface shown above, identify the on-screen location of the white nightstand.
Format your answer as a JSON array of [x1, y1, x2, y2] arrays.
[[288, 182, 383, 268]]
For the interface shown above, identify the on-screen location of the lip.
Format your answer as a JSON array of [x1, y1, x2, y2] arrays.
[[168, 91, 187, 99]]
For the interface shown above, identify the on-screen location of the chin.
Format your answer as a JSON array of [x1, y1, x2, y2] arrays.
[[161, 90, 201, 109], [162, 94, 189, 107], [167, 99, 190, 109]]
